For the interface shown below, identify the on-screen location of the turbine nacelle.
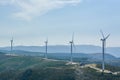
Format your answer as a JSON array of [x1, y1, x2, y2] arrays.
[[45, 38, 48, 44], [45, 41, 48, 43], [100, 39, 106, 41], [69, 41, 73, 44], [11, 40, 13, 42], [11, 37, 13, 43]]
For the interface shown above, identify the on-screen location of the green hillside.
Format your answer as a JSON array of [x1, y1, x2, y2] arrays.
[[0, 54, 120, 80]]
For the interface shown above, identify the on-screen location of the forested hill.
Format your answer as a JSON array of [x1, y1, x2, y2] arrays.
[[0, 54, 120, 80]]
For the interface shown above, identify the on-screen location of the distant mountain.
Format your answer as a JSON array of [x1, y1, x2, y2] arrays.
[[0, 50, 44, 56], [107, 47, 120, 57], [0, 45, 120, 57], [0, 50, 120, 66]]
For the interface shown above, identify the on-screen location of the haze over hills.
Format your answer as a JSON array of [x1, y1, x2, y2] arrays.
[[0, 45, 120, 57]]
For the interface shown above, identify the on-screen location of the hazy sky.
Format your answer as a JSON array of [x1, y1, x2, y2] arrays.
[[0, 0, 120, 47]]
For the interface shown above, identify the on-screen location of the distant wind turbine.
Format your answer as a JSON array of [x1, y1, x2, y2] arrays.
[[100, 30, 110, 74], [10, 37, 13, 53], [69, 33, 75, 63], [44, 38, 48, 59]]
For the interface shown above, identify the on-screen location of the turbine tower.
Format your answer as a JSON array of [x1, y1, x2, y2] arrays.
[[100, 30, 110, 74], [44, 39, 48, 59], [69, 33, 75, 63], [10, 37, 13, 53]]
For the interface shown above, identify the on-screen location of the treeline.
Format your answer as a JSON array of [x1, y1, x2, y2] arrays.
[[0, 68, 75, 80]]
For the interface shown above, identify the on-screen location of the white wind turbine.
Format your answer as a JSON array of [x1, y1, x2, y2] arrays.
[[100, 30, 110, 74], [69, 33, 75, 63], [10, 37, 13, 53], [44, 38, 48, 59]]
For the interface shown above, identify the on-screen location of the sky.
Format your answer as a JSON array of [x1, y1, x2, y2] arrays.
[[0, 0, 120, 47]]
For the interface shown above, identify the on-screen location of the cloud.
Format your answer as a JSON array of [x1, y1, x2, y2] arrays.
[[0, 0, 81, 20]]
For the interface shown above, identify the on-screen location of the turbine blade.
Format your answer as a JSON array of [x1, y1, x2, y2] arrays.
[[105, 34, 110, 40], [46, 38, 48, 43], [72, 32, 74, 42], [73, 43, 76, 52], [100, 30, 105, 38]]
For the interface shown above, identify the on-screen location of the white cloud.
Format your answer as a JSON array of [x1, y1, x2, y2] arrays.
[[0, 0, 81, 20]]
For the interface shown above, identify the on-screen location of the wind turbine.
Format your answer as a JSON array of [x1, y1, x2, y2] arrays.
[[69, 33, 75, 63], [44, 38, 48, 59], [100, 30, 110, 74], [10, 37, 13, 54]]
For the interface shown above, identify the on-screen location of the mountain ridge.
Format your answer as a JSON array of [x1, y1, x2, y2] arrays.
[[0, 45, 120, 57]]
